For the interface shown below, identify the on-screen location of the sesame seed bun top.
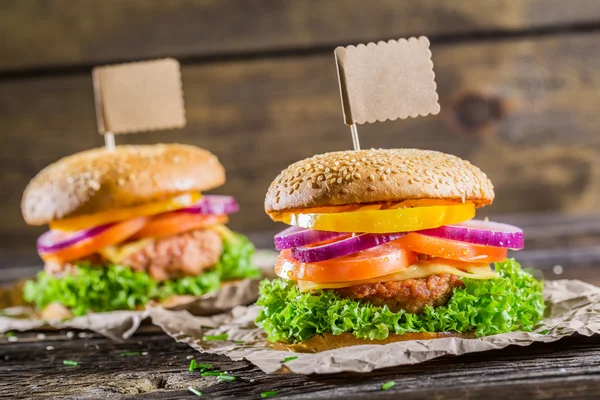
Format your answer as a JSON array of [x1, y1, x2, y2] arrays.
[[22, 144, 225, 225], [265, 148, 494, 214]]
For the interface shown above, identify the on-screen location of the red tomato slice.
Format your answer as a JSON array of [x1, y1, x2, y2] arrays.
[[40, 217, 148, 263], [131, 213, 228, 240], [275, 241, 418, 283], [396, 233, 508, 263]]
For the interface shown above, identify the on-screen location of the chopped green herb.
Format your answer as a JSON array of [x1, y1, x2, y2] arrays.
[[202, 333, 228, 341], [282, 356, 298, 363], [232, 339, 245, 344], [539, 329, 549, 335], [381, 381, 396, 391], [5, 332, 14, 338], [63, 360, 79, 366], [119, 351, 141, 357], [189, 359, 197, 372], [188, 386, 203, 397], [201, 371, 223, 376], [217, 375, 236, 381], [261, 391, 278, 398], [190, 360, 213, 372]]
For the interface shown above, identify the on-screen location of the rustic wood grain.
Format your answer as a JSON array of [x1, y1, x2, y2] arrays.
[[1, 33, 599, 252], [1, 329, 599, 399], [1, 0, 600, 72]]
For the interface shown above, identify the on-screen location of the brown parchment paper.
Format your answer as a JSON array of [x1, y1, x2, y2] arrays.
[[334, 37, 440, 125], [93, 58, 186, 134], [0, 250, 277, 340], [148, 279, 600, 374]]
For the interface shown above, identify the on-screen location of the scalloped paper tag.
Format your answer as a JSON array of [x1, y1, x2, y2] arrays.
[[334, 37, 440, 125], [92, 58, 186, 135]]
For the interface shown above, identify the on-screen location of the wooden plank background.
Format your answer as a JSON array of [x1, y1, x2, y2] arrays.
[[1, 0, 600, 268]]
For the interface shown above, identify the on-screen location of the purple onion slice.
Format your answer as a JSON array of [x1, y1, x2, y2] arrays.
[[37, 223, 114, 254], [417, 220, 524, 250], [177, 195, 239, 215], [291, 232, 406, 263], [274, 226, 348, 251]]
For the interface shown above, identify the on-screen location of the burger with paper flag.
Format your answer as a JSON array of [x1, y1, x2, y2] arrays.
[[256, 148, 544, 351], [22, 144, 259, 318]]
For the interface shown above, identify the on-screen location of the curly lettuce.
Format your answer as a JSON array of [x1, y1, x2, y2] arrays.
[[255, 259, 545, 343], [23, 231, 259, 316]]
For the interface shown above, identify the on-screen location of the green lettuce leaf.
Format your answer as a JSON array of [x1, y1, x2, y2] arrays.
[[23, 231, 258, 316], [255, 259, 545, 343]]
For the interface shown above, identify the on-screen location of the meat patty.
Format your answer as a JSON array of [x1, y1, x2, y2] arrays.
[[122, 228, 223, 282], [336, 274, 464, 313]]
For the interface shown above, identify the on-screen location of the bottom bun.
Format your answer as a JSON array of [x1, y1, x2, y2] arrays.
[[267, 331, 476, 353]]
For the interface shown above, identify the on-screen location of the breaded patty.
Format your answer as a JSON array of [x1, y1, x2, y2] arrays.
[[336, 274, 464, 313]]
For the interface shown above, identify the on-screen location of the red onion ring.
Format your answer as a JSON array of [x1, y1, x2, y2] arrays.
[[274, 226, 348, 251], [291, 232, 406, 263], [37, 223, 114, 254], [417, 220, 524, 250], [177, 195, 239, 215]]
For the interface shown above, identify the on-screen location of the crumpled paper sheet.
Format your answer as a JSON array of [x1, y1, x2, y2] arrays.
[[148, 279, 600, 374], [0, 250, 277, 341]]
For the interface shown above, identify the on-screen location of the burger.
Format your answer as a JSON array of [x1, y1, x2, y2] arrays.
[[256, 149, 545, 352], [21, 144, 259, 318]]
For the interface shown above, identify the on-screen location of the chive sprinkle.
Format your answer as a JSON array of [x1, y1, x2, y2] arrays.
[[189, 359, 197, 372], [196, 363, 213, 370], [63, 360, 79, 366], [119, 351, 141, 357], [201, 371, 222, 376], [261, 391, 278, 398], [381, 381, 396, 391], [188, 386, 203, 397], [282, 356, 298, 363], [232, 339, 245, 344], [217, 375, 236, 381], [202, 333, 228, 341], [5, 332, 14, 338]]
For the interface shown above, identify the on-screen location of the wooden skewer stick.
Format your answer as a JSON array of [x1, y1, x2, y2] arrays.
[[350, 123, 360, 151], [104, 132, 116, 151]]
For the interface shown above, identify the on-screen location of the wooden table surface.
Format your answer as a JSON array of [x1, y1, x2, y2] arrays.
[[2, 214, 600, 399], [1, 328, 600, 399]]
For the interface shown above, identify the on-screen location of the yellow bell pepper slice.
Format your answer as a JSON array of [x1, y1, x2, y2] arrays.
[[50, 192, 202, 232], [277, 202, 475, 233]]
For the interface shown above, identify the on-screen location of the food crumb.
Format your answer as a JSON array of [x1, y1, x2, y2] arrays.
[[37, 333, 46, 340], [65, 331, 74, 339], [46, 346, 54, 350]]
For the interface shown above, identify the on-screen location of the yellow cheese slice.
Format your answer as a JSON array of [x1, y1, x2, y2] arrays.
[[98, 238, 155, 264], [296, 260, 497, 292]]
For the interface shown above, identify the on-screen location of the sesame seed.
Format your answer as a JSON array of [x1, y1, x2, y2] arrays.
[[369, 174, 375, 181], [341, 188, 350, 194]]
